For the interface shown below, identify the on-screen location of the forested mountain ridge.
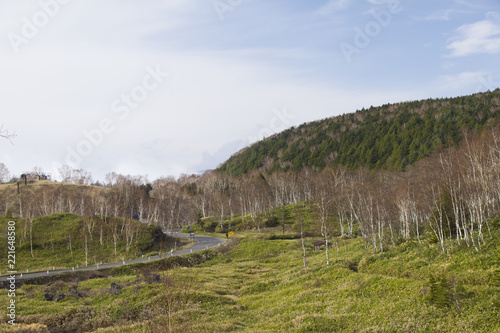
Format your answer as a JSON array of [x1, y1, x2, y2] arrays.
[[218, 90, 500, 175]]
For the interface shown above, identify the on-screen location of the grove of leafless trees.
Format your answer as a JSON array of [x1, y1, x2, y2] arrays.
[[1, 126, 499, 256]]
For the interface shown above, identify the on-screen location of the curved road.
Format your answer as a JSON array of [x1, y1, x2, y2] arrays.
[[0, 230, 225, 282]]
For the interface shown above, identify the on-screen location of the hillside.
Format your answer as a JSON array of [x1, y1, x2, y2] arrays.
[[0, 214, 186, 275], [1, 91, 499, 332], [1, 223, 499, 332], [218, 90, 500, 175]]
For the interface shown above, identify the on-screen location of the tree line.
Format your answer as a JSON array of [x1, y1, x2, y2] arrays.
[[1, 125, 498, 259]]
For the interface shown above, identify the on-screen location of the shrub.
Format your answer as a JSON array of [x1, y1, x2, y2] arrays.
[[340, 259, 358, 272], [264, 216, 279, 227], [427, 274, 453, 308], [202, 219, 218, 232], [426, 274, 467, 309], [266, 234, 301, 240]]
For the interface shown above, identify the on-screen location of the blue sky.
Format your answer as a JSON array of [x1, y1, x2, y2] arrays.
[[0, 0, 499, 182]]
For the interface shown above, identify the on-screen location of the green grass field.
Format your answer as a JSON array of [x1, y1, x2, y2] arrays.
[[1, 223, 499, 332], [1, 214, 189, 275]]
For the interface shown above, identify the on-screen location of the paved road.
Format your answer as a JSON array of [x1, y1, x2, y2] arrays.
[[0, 230, 225, 282]]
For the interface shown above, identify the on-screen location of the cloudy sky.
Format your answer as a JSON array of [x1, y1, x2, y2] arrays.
[[1, 0, 499, 182]]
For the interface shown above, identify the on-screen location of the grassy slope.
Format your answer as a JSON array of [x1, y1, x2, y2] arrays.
[[0, 214, 189, 274], [2, 225, 499, 332]]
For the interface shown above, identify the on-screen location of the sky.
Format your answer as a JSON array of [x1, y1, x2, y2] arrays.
[[0, 0, 499, 183]]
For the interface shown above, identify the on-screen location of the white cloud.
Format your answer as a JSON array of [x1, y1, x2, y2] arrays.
[[316, 0, 352, 15], [1, 1, 499, 181], [0, 27, 361, 181], [435, 71, 492, 92], [447, 14, 500, 57], [419, 9, 457, 21], [366, 0, 392, 5]]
